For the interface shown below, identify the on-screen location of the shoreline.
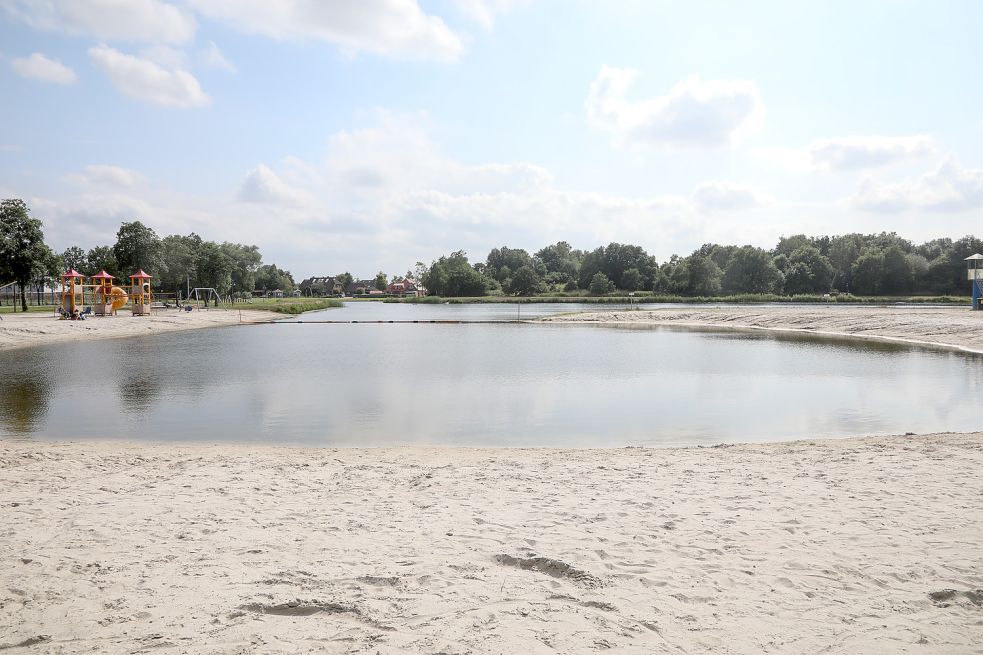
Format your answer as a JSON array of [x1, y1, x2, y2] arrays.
[[541, 304, 983, 355], [0, 309, 278, 352], [3, 432, 981, 653]]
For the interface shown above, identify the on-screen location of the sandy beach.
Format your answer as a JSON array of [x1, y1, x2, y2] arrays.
[[542, 304, 983, 354], [0, 310, 277, 352], [2, 433, 982, 653]]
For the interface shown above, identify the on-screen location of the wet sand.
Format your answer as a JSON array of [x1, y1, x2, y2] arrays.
[[542, 304, 983, 354], [2, 433, 982, 653]]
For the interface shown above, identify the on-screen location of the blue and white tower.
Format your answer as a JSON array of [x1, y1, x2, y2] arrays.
[[967, 254, 983, 310]]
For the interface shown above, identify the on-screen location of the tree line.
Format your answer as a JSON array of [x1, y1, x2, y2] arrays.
[[0, 199, 295, 311], [419, 233, 983, 297]]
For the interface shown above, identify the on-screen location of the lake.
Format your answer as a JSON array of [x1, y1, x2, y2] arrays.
[[1, 302, 981, 446]]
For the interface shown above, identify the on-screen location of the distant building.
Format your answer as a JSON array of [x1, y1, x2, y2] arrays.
[[386, 278, 427, 297], [345, 279, 376, 296], [299, 276, 343, 296]]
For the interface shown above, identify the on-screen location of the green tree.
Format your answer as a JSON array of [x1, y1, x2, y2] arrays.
[[219, 242, 262, 293], [506, 264, 544, 296], [851, 251, 884, 295], [61, 246, 86, 272], [685, 256, 723, 296], [783, 246, 834, 294], [374, 271, 387, 291], [31, 245, 60, 306], [588, 272, 615, 295], [783, 262, 815, 295], [486, 246, 536, 283], [337, 272, 354, 290], [422, 251, 490, 297], [159, 234, 202, 295], [535, 241, 580, 280], [880, 245, 914, 294], [113, 221, 163, 277], [722, 246, 783, 294], [195, 241, 233, 301], [255, 264, 295, 292], [0, 199, 50, 311], [621, 268, 643, 292], [85, 245, 119, 278]]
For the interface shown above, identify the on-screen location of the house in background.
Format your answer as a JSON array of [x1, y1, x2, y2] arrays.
[[299, 276, 343, 296], [345, 279, 376, 296], [386, 278, 427, 297]]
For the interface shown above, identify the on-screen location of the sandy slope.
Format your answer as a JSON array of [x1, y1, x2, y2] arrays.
[[2, 434, 982, 653], [542, 305, 983, 354], [0, 310, 276, 351]]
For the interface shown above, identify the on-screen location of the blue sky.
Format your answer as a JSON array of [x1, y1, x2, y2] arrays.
[[1, 0, 982, 278]]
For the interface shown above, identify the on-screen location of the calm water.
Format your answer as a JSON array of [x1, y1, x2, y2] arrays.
[[1, 302, 981, 446]]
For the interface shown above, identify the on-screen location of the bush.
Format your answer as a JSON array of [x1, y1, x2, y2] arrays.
[[588, 272, 616, 295]]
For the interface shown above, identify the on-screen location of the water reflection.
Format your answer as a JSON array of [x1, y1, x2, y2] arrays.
[[117, 369, 162, 410], [0, 374, 50, 435], [1, 315, 981, 446]]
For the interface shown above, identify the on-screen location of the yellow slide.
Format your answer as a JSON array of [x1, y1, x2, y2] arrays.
[[109, 286, 128, 310]]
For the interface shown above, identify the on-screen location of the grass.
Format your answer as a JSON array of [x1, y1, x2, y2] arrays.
[[221, 297, 343, 314]]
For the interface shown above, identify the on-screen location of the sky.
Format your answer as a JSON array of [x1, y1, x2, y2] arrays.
[[1, 0, 982, 279]]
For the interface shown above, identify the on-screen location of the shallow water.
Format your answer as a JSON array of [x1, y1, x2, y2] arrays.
[[1, 302, 981, 446]]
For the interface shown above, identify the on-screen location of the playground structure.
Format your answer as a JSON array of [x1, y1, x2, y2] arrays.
[[130, 270, 152, 316], [57, 269, 168, 319], [91, 270, 128, 316], [186, 287, 223, 310], [967, 254, 983, 310]]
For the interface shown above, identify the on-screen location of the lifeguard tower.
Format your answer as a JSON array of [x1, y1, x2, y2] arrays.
[[58, 269, 84, 319], [129, 270, 152, 316], [967, 254, 983, 310], [92, 270, 127, 316]]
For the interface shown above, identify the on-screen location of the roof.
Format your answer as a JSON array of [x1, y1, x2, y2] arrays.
[[964, 254, 983, 261], [129, 269, 152, 278], [62, 269, 83, 278], [91, 270, 114, 279]]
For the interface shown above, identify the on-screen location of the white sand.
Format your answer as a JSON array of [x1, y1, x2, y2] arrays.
[[0, 310, 276, 352], [542, 304, 983, 354], [2, 434, 982, 653]]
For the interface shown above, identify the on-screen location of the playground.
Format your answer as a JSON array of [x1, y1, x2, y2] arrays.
[[51, 269, 229, 320]]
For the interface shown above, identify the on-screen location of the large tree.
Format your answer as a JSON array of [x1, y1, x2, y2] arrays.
[[220, 242, 262, 293], [722, 246, 784, 295], [783, 246, 834, 294], [422, 251, 489, 297], [506, 264, 544, 296], [195, 241, 233, 300], [0, 199, 50, 311], [113, 221, 163, 277], [61, 246, 86, 273], [159, 233, 202, 295], [85, 245, 119, 278]]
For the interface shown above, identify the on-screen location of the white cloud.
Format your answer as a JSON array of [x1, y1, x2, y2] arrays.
[[586, 67, 765, 149], [67, 164, 144, 188], [185, 0, 463, 60], [139, 45, 188, 70], [25, 115, 813, 279], [199, 41, 236, 72], [693, 181, 771, 212], [1, 0, 196, 43], [239, 164, 314, 207], [809, 135, 935, 171], [451, 0, 525, 28], [10, 52, 77, 84], [88, 44, 209, 108], [852, 158, 983, 213]]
